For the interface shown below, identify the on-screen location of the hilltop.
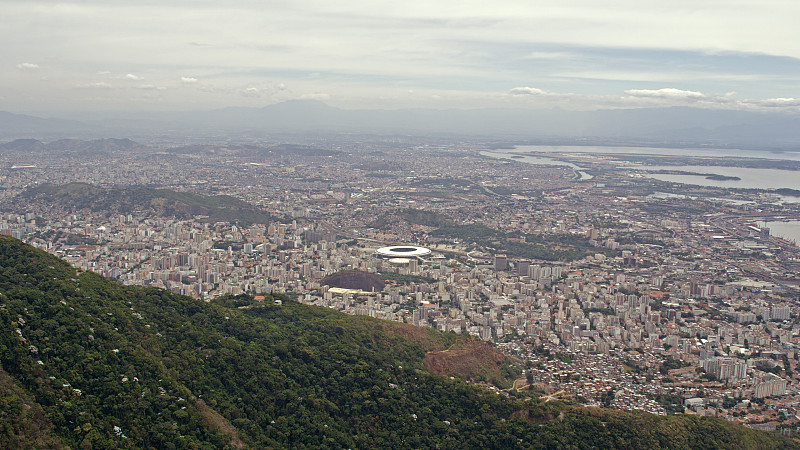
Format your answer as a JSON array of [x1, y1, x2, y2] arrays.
[[0, 236, 795, 449], [16, 182, 275, 225], [165, 143, 341, 157], [319, 270, 386, 292], [0, 138, 145, 154]]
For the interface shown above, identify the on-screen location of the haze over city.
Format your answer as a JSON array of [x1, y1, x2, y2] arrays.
[[3, 0, 800, 113], [4, 1, 800, 448]]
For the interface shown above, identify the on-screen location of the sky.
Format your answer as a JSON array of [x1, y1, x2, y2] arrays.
[[3, 0, 800, 113]]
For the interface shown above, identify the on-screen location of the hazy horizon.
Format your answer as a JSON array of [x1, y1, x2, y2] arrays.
[[3, 1, 800, 114]]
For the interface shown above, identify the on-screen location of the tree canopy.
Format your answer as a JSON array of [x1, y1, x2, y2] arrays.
[[0, 236, 795, 449]]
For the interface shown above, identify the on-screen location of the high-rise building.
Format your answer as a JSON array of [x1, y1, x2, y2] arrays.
[[771, 306, 790, 321], [494, 254, 507, 271], [517, 259, 530, 277], [754, 375, 787, 398]]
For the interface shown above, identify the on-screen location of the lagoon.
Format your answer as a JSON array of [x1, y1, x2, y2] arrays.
[[513, 145, 800, 162], [766, 221, 800, 245], [489, 145, 800, 194], [643, 165, 800, 191]]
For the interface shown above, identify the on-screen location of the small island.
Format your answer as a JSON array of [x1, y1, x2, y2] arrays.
[[649, 169, 741, 181], [775, 188, 800, 197], [704, 173, 741, 181]]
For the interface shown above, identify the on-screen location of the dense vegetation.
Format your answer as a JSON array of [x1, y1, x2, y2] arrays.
[[319, 270, 386, 292], [433, 223, 615, 261], [0, 236, 795, 449], [369, 208, 613, 261], [18, 182, 274, 225]]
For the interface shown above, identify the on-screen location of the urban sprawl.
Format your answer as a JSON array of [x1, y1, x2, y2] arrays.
[[2, 136, 800, 433]]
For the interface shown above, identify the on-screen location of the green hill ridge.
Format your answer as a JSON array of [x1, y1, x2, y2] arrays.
[[0, 235, 796, 449], [17, 182, 274, 225]]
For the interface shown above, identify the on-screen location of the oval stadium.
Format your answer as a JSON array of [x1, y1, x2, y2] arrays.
[[375, 245, 431, 259]]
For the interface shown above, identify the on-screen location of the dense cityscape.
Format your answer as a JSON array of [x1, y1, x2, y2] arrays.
[[6, 0, 800, 446], [2, 136, 800, 433]]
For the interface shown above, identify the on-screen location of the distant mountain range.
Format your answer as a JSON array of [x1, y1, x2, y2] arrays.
[[0, 138, 341, 157], [3, 101, 800, 149], [0, 111, 93, 137]]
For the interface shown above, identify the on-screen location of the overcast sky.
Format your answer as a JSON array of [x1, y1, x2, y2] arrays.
[[3, 0, 800, 112]]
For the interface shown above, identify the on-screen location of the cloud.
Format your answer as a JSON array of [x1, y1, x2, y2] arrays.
[[747, 97, 800, 107], [504, 85, 800, 112], [76, 82, 114, 90], [618, 88, 752, 109], [300, 92, 330, 100], [523, 51, 574, 60], [624, 88, 706, 100], [135, 84, 166, 91], [508, 87, 548, 96], [4, 3, 800, 112], [241, 87, 260, 97]]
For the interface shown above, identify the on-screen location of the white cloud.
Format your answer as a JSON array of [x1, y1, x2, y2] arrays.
[[3, 2, 800, 111], [503, 85, 800, 112], [76, 82, 115, 89], [241, 87, 260, 97], [300, 92, 330, 100], [523, 51, 574, 60], [748, 97, 800, 107], [508, 87, 548, 96], [624, 88, 707, 100], [135, 84, 166, 91]]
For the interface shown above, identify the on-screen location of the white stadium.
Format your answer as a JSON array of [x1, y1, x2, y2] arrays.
[[375, 245, 432, 259]]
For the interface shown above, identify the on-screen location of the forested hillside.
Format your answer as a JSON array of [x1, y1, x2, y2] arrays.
[[0, 235, 795, 449], [16, 183, 274, 225]]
